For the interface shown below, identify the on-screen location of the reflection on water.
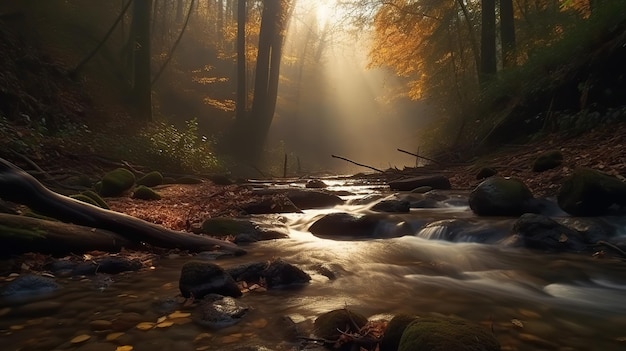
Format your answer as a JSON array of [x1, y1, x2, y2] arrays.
[[2, 181, 626, 350]]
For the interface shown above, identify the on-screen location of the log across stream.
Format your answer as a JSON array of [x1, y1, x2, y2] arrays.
[[2, 175, 626, 350]]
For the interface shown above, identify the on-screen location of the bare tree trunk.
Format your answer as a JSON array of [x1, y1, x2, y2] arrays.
[[480, 0, 497, 85], [132, 0, 153, 122], [236, 0, 247, 122], [500, 0, 516, 67]]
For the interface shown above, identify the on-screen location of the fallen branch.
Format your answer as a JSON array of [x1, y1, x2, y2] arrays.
[[331, 155, 384, 173], [0, 158, 246, 255], [397, 148, 442, 164]]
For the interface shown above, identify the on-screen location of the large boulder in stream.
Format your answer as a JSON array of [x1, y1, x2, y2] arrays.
[[308, 212, 380, 238], [557, 168, 626, 216], [179, 261, 242, 299], [509, 213, 588, 252], [201, 217, 289, 243], [227, 259, 310, 288], [398, 317, 500, 351], [388, 175, 451, 191], [469, 176, 535, 216]]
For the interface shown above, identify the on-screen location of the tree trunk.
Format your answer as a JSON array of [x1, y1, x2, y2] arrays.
[[0, 158, 246, 255], [246, 0, 291, 161], [132, 0, 153, 122], [500, 0, 516, 68], [480, 0, 497, 84], [0, 214, 132, 257], [236, 0, 247, 122]]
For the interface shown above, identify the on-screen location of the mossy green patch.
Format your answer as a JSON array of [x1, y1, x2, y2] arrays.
[[380, 314, 418, 351], [100, 168, 135, 197], [81, 190, 109, 209], [136, 171, 163, 187], [132, 185, 162, 200], [398, 317, 500, 351], [0, 224, 47, 240], [69, 194, 100, 207]]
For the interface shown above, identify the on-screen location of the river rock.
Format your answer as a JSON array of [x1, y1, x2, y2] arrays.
[[380, 314, 418, 351], [398, 317, 500, 351], [0, 274, 60, 300], [200, 217, 289, 243], [193, 294, 248, 328], [305, 179, 328, 188], [469, 176, 534, 216], [388, 175, 451, 191], [99, 168, 135, 197], [476, 167, 497, 180], [136, 171, 163, 187], [532, 150, 563, 172], [71, 257, 142, 275], [242, 196, 301, 214], [285, 189, 343, 209], [371, 199, 410, 213], [510, 213, 587, 252], [179, 261, 242, 299], [557, 168, 626, 216], [227, 259, 310, 288], [313, 308, 368, 341], [308, 212, 379, 238]]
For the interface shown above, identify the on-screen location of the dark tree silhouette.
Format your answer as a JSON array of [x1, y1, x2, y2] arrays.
[[480, 0, 496, 84]]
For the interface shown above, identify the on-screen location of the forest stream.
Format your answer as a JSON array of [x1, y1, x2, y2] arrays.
[[2, 179, 626, 351]]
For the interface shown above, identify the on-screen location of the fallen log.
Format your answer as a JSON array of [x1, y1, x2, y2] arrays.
[[0, 213, 132, 256], [0, 158, 246, 255]]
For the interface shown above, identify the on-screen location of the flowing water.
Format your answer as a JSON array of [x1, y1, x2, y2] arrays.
[[2, 179, 626, 351]]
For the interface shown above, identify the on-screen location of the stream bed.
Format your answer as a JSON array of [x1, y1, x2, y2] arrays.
[[2, 179, 626, 351]]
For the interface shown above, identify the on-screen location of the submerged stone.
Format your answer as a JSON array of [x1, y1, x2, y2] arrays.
[[179, 261, 242, 299], [193, 294, 249, 328]]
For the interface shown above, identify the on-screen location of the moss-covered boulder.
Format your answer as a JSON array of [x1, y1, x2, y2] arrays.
[[476, 167, 497, 180], [532, 150, 563, 172], [469, 176, 534, 216], [313, 308, 368, 341], [179, 261, 242, 299], [398, 317, 500, 351], [131, 185, 162, 200], [380, 314, 418, 351], [81, 190, 109, 209], [99, 168, 135, 197], [136, 171, 163, 187], [69, 194, 100, 207], [201, 217, 289, 243], [557, 168, 626, 216]]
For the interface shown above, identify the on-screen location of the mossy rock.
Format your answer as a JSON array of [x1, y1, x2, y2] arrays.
[[313, 308, 368, 341], [398, 317, 500, 351], [476, 167, 497, 180], [136, 171, 163, 187], [132, 185, 162, 200], [176, 176, 203, 184], [69, 194, 100, 207], [532, 150, 563, 172], [99, 168, 135, 197], [469, 176, 534, 216], [557, 167, 626, 216], [380, 314, 418, 351], [162, 176, 177, 184], [80, 190, 109, 209], [201, 217, 255, 236]]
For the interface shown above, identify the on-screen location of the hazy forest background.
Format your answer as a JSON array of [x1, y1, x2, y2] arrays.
[[0, 0, 624, 176]]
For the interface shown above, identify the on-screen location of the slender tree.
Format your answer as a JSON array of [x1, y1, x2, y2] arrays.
[[236, 0, 247, 122], [132, 0, 153, 122], [480, 0, 497, 84], [500, 0, 516, 67]]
